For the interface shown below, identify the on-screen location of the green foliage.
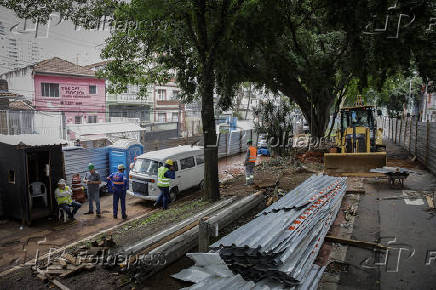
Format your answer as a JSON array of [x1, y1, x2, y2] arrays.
[[253, 96, 293, 155], [377, 73, 423, 117]]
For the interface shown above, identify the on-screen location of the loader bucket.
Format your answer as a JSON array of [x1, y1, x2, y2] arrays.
[[324, 152, 387, 175]]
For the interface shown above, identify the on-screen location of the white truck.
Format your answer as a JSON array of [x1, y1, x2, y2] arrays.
[[127, 145, 204, 201]]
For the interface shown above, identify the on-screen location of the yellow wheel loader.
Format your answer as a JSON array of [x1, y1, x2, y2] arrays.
[[324, 105, 386, 175]]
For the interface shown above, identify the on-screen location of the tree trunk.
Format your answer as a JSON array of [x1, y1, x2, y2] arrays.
[[200, 66, 220, 201]]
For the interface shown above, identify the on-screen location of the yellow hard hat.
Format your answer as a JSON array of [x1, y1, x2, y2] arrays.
[[165, 159, 174, 166]]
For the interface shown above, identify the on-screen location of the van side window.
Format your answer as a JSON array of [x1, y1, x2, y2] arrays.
[[173, 161, 178, 171], [196, 155, 204, 165], [180, 156, 195, 170]]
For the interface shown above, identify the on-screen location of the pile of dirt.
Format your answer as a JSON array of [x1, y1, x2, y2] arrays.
[[297, 151, 324, 163]]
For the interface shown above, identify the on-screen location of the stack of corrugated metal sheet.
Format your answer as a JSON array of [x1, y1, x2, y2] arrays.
[[173, 252, 326, 290], [174, 175, 347, 289]]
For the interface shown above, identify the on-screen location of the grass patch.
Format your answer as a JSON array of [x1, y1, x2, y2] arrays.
[[137, 199, 209, 227]]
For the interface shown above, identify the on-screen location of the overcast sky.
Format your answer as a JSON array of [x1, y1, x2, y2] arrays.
[[0, 7, 110, 73]]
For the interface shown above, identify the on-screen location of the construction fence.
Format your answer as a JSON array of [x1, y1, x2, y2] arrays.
[[62, 129, 257, 186], [382, 117, 436, 176]]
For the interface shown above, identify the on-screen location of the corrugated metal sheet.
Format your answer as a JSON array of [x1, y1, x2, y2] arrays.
[[63, 146, 109, 186], [385, 118, 436, 177], [173, 253, 326, 290], [0, 134, 67, 146], [174, 175, 346, 289]]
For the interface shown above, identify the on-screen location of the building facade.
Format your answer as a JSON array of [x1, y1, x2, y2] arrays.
[[1, 57, 106, 126], [86, 61, 186, 128]]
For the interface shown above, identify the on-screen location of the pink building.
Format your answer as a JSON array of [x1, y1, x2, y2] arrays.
[[32, 58, 106, 124]]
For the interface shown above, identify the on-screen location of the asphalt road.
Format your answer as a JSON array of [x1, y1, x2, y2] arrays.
[[338, 142, 436, 290]]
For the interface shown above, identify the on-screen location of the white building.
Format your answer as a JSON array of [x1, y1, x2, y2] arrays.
[[0, 21, 40, 72]]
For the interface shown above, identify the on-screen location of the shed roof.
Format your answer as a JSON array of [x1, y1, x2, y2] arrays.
[[0, 134, 68, 146], [140, 145, 203, 160], [110, 139, 142, 149], [67, 122, 146, 137]]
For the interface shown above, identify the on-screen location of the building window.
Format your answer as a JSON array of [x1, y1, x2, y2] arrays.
[[172, 90, 180, 100], [87, 116, 97, 123], [157, 89, 166, 100], [89, 85, 97, 94], [158, 113, 166, 122], [75, 116, 82, 124], [41, 83, 59, 97], [8, 170, 15, 184], [171, 112, 179, 122]]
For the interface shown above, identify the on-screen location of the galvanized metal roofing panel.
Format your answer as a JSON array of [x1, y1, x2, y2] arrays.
[[67, 122, 146, 136], [205, 175, 346, 287], [0, 134, 67, 146]]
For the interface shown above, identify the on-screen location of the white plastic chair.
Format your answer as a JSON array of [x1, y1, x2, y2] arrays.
[[29, 182, 48, 208]]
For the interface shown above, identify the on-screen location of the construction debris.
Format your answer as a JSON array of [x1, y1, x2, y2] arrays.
[[29, 236, 115, 282], [370, 167, 409, 187], [174, 175, 347, 288], [51, 279, 71, 290], [324, 236, 387, 250], [297, 151, 324, 163]]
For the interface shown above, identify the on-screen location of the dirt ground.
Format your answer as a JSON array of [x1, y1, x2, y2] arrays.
[[0, 152, 258, 273], [0, 152, 321, 289]]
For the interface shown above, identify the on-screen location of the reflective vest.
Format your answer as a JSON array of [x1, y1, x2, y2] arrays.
[[158, 167, 170, 187], [56, 186, 72, 205], [248, 146, 257, 162]]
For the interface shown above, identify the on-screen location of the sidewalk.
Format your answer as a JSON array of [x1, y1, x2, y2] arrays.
[[321, 141, 436, 290]]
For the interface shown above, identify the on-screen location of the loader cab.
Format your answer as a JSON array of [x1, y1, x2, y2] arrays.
[[340, 107, 376, 134], [338, 106, 380, 153]]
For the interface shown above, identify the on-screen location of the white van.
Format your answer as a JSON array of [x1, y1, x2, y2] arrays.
[[127, 145, 204, 201]]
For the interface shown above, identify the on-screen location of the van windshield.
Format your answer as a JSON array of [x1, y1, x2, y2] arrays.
[[132, 159, 162, 175]]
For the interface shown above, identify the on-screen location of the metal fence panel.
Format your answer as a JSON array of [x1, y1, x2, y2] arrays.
[[416, 123, 427, 164], [63, 147, 109, 186]]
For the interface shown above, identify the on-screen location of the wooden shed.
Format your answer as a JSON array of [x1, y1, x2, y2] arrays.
[[0, 135, 67, 225]]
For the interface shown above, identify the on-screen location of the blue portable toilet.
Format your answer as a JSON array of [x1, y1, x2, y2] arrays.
[[109, 139, 144, 182]]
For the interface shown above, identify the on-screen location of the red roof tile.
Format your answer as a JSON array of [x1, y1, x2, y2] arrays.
[[33, 57, 96, 77]]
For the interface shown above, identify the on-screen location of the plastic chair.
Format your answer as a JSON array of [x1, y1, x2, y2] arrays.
[[58, 207, 68, 223], [29, 182, 48, 208]]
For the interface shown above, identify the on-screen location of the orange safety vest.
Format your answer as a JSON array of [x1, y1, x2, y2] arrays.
[[248, 146, 257, 162]]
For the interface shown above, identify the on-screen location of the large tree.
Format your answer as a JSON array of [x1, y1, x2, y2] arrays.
[[1, 0, 249, 201], [216, 0, 354, 137]]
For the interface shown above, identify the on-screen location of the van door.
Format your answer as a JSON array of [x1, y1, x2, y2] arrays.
[[179, 156, 196, 190], [170, 160, 180, 190], [195, 154, 205, 186]]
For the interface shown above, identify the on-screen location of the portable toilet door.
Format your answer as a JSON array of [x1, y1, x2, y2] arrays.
[[109, 140, 144, 181], [109, 148, 126, 178], [126, 144, 143, 174]]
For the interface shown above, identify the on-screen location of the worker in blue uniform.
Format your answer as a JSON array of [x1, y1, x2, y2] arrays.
[[154, 159, 176, 210], [107, 164, 128, 219]]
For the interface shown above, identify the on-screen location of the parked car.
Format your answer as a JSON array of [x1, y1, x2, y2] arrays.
[[127, 145, 204, 201]]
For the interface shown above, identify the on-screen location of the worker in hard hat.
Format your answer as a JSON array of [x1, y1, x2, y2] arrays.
[[155, 159, 176, 210], [83, 163, 102, 217], [107, 164, 128, 219], [244, 140, 257, 185], [55, 179, 81, 220]]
